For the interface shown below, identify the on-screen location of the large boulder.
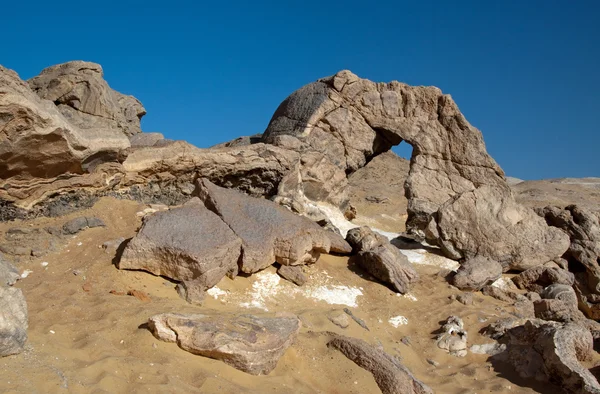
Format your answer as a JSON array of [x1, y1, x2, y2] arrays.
[[0, 64, 130, 182], [195, 178, 350, 274], [497, 319, 600, 394], [28, 61, 145, 137], [345, 226, 418, 294], [262, 70, 569, 269], [117, 198, 242, 300], [0, 286, 28, 357], [148, 313, 301, 375], [327, 334, 433, 394]]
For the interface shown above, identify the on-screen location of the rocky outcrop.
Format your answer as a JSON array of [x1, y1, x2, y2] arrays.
[[129, 132, 165, 148], [346, 226, 418, 294], [327, 334, 433, 394], [0, 64, 130, 183], [451, 256, 502, 291], [28, 61, 145, 137], [196, 178, 350, 274], [148, 313, 301, 375], [118, 198, 242, 300], [263, 70, 569, 269], [497, 319, 600, 394], [0, 284, 28, 357]]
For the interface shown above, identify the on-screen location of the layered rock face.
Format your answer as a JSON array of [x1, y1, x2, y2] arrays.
[[263, 70, 569, 268]]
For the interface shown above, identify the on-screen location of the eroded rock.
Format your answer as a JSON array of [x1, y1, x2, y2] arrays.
[[451, 256, 502, 291], [148, 313, 301, 375], [0, 286, 28, 357], [346, 226, 418, 294], [327, 334, 433, 394], [436, 316, 468, 357]]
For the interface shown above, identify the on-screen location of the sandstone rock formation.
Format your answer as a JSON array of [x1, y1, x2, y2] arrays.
[[148, 313, 301, 375], [497, 319, 600, 394], [28, 61, 145, 137], [196, 178, 350, 273], [327, 334, 433, 394], [451, 256, 502, 291], [345, 226, 418, 294], [118, 198, 242, 299], [263, 70, 569, 269], [0, 64, 130, 182]]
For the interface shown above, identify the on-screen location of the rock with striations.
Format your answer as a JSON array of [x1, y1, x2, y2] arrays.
[[0, 285, 28, 357], [262, 70, 569, 270], [148, 313, 301, 375], [117, 198, 242, 301], [346, 226, 418, 294], [497, 319, 600, 394], [28, 61, 145, 137], [195, 178, 350, 274], [327, 334, 433, 394], [0, 63, 130, 183], [451, 256, 503, 291]]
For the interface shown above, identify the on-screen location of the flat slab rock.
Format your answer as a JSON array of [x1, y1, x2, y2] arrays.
[[327, 334, 433, 394], [148, 313, 301, 375], [196, 178, 350, 273], [118, 198, 241, 292]]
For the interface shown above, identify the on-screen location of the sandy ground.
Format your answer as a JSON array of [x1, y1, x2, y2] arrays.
[[0, 197, 564, 393]]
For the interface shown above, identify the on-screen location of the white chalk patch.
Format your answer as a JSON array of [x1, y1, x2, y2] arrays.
[[491, 277, 516, 290], [398, 249, 460, 271], [399, 293, 418, 302], [77, 242, 83, 246], [206, 287, 227, 299], [305, 285, 363, 307], [240, 272, 281, 311], [49, 330, 55, 334], [389, 316, 409, 327], [41, 262, 49, 267], [20, 270, 33, 278]]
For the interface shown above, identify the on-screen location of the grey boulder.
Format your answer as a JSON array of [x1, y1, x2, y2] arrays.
[[148, 313, 301, 375], [451, 256, 503, 291], [0, 286, 28, 357], [0, 256, 20, 286]]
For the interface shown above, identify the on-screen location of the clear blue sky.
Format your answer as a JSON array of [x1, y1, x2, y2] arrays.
[[2, 1, 598, 179]]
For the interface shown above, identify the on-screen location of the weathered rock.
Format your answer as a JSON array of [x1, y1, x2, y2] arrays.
[[62, 216, 105, 235], [0, 286, 28, 357], [328, 311, 350, 328], [129, 132, 165, 148], [210, 134, 262, 149], [327, 334, 433, 394], [0, 63, 130, 183], [498, 319, 600, 394], [533, 284, 580, 322], [276, 265, 307, 286], [0, 256, 19, 286], [512, 265, 575, 293], [148, 313, 301, 375], [28, 61, 145, 137], [346, 226, 418, 294], [263, 69, 569, 270], [436, 316, 468, 357], [451, 256, 502, 291], [118, 198, 242, 301], [196, 178, 339, 273]]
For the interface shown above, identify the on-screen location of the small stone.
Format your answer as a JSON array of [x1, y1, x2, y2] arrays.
[[456, 293, 474, 305], [426, 359, 439, 367], [128, 289, 151, 302], [277, 265, 307, 286], [328, 311, 350, 328]]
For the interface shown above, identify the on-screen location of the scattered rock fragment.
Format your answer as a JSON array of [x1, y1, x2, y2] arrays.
[[62, 216, 106, 235], [276, 265, 307, 286], [343, 308, 370, 331], [328, 310, 350, 328], [148, 313, 301, 375], [346, 226, 418, 294], [127, 289, 151, 302], [327, 334, 433, 394], [436, 316, 468, 357], [451, 256, 502, 291]]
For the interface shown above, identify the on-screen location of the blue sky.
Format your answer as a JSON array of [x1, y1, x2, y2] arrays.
[[2, 1, 598, 179]]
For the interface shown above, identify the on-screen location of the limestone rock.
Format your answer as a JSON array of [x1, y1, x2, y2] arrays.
[[195, 178, 337, 274], [498, 319, 600, 394], [148, 313, 301, 375], [277, 265, 307, 286], [512, 265, 575, 293], [346, 226, 418, 294], [0, 64, 130, 182], [0, 286, 28, 357], [451, 256, 502, 291], [28, 61, 145, 137], [117, 198, 241, 301], [436, 316, 468, 357], [327, 334, 433, 394], [0, 255, 20, 286], [263, 70, 568, 270]]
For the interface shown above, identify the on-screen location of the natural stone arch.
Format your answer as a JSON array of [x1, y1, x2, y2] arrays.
[[263, 70, 569, 270]]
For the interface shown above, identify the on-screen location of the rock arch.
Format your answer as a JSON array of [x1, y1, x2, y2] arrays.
[[263, 70, 569, 270]]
